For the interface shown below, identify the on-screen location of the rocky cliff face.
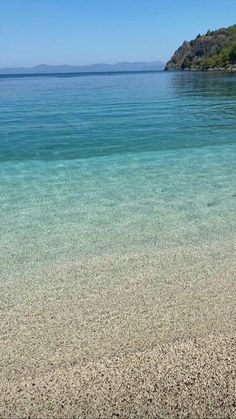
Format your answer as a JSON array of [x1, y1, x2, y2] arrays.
[[165, 25, 236, 71]]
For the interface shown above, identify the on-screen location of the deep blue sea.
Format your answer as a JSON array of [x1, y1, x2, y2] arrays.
[[0, 71, 236, 277]]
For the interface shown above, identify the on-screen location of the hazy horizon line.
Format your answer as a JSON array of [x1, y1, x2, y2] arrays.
[[0, 60, 164, 69], [0, 61, 165, 76]]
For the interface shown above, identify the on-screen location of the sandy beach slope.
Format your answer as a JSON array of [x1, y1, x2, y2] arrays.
[[1, 243, 235, 417]]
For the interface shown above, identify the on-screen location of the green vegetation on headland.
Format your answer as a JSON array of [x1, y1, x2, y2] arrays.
[[165, 24, 236, 71]]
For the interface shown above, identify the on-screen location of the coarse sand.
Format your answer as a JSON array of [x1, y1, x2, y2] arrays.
[[1, 243, 235, 417]]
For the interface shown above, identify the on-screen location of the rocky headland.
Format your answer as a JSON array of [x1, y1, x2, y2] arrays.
[[165, 24, 236, 71]]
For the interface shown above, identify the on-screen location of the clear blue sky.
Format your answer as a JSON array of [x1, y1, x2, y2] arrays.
[[1, 0, 236, 67]]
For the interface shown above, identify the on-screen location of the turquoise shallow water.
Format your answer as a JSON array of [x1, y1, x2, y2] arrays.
[[0, 71, 236, 276]]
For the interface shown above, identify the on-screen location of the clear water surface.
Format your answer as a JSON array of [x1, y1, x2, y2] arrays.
[[0, 71, 236, 277]]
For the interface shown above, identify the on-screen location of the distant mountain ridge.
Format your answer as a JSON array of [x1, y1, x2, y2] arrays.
[[165, 24, 236, 71], [0, 61, 164, 75]]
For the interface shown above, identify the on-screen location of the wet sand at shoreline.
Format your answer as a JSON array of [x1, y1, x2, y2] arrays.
[[1, 242, 235, 417]]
